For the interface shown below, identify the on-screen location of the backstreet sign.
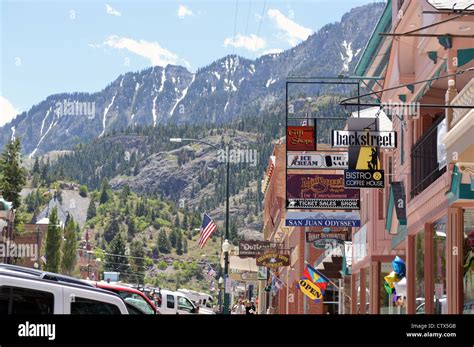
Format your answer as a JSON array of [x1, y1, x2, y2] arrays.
[[285, 211, 361, 227], [344, 169, 385, 188], [287, 153, 348, 169], [238, 240, 274, 258], [287, 126, 316, 151], [286, 174, 360, 210], [256, 252, 290, 268], [331, 130, 397, 149]]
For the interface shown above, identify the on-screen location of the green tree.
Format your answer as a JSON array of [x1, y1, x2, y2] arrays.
[[129, 240, 145, 284], [183, 238, 188, 253], [169, 229, 178, 248], [0, 138, 27, 209], [157, 229, 171, 254], [61, 217, 77, 275], [86, 199, 96, 220], [176, 231, 183, 255], [104, 212, 120, 243], [127, 218, 136, 238], [79, 185, 88, 197], [44, 207, 61, 273], [104, 233, 129, 276], [99, 178, 110, 204], [33, 156, 40, 174]]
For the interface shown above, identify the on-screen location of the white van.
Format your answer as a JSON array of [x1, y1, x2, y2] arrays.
[[0, 264, 128, 314], [155, 289, 199, 314]]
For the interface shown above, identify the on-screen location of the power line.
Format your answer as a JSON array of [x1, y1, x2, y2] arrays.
[[232, 0, 240, 55], [243, 0, 253, 51], [254, 0, 267, 58]]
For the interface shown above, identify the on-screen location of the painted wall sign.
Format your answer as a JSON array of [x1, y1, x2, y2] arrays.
[[344, 169, 385, 188], [287, 126, 316, 151], [285, 211, 361, 227], [238, 240, 273, 258], [286, 174, 360, 210], [332, 130, 397, 149], [256, 252, 290, 268], [287, 153, 348, 169]]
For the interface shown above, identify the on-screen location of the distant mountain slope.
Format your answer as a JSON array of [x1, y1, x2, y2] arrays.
[[0, 3, 385, 156]]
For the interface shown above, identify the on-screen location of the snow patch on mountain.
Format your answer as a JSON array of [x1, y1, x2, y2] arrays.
[[152, 95, 158, 127], [158, 68, 166, 92], [10, 126, 15, 140], [340, 40, 354, 72], [100, 94, 117, 137], [169, 74, 195, 116], [265, 78, 277, 88], [40, 108, 51, 136]]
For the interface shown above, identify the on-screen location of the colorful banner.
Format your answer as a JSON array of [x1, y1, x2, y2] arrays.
[[297, 263, 329, 303]]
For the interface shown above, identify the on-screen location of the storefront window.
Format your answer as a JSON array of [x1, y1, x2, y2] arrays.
[[380, 263, 391, 314], [464, 210, 474, 314], [433, 219, 447, 314], [415, 231, 425, 313]]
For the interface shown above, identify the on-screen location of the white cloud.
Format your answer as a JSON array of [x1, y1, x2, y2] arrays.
[[260, 48, 284, 56], [99, 35, 180, 66], [223, 34, 266, 52], [0, 96, 19, 127], [267, 9, 312, 46], [105, 4, 121, 17], [177, 5, 193, 19]]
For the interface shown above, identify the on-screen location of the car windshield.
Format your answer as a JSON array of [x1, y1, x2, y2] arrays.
[[114, 291, 155, 314]]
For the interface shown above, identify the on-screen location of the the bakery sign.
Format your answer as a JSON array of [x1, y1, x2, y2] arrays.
[[238, 240, 273, 258], [256, 252, 290, 268], [287, 126, 316, 151], [287, 153, 348, 169]]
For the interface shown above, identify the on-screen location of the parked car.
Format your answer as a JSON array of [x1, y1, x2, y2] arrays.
[[415, 296, 447, 314], [88, 281, 159, 314], [155, 289, 199, 314], [0, 264, 128, 314]]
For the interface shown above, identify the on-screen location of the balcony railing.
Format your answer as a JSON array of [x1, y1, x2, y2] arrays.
[[451, 78, 474, 128], [410, 116, 446, 198]]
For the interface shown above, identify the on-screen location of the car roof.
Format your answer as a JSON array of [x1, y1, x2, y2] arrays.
[[0, 268, 123, 299], [0, 264, 94, 287]]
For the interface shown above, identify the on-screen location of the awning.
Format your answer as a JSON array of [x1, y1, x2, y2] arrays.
[[385, 181, 407, 233], [314, 242, 352, 278], [447, 164, 474, 205], [457, 48, 474, 67]]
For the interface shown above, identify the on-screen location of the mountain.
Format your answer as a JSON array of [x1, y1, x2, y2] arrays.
[[0, 3, 385, 157]]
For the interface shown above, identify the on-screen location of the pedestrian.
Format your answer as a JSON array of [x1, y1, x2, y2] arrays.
[[231, 298, 245, 314], [246, 301, 256, 315]]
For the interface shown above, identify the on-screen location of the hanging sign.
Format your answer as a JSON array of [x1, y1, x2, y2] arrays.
[[344, 169, 385, 188], [256, 252, 290, 268], [286, 174, 360, 210], [238, 240, 274, 258], [287, 126, 316, 151], [285, 211, 361, 228], [306, 231, 348, 243], [331, 130, 397, 149], [287, 153, 348, 169]]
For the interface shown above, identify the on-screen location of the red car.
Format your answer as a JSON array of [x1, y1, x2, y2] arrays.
[[88, 281, 159, 314]]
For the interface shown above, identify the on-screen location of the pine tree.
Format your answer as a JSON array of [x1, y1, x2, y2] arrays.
[[45, 207, 61, 273], [183, 238, 188, 253], [86, 199, 96, 220], [33, 157, 40, 174], [104, 233, 129, 276], [129, 240, 145, 284], [176, 232, 183, 255], [127, 218, 136, 238], [158, 229, 171, 254], [0, 138, 27, 209], [169, 229, 178, 248], [61, 217, 77, 275], [104, 212, 120, 243], [99, 178, 110, 204]]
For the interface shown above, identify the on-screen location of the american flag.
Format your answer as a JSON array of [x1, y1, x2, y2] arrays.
[[198, 213, 217, 248]]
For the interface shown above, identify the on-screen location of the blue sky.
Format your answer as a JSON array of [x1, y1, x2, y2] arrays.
[[0, 0, 379, 125]]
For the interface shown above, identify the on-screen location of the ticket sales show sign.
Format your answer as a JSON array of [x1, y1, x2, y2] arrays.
[[344, 169, 385, 188], [286, 174, 360, 210], [331, 130, 397, 149]]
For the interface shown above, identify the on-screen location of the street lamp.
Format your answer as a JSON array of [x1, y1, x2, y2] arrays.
[[169, 137, 232, 314]]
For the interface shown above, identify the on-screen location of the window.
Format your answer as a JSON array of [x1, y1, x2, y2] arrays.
[[0, 286, 54, 314], [166, 294, 175, 309], [114, 291, 155, 314], [177, 296, 195, 313], [71, 297, 121, 314]]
